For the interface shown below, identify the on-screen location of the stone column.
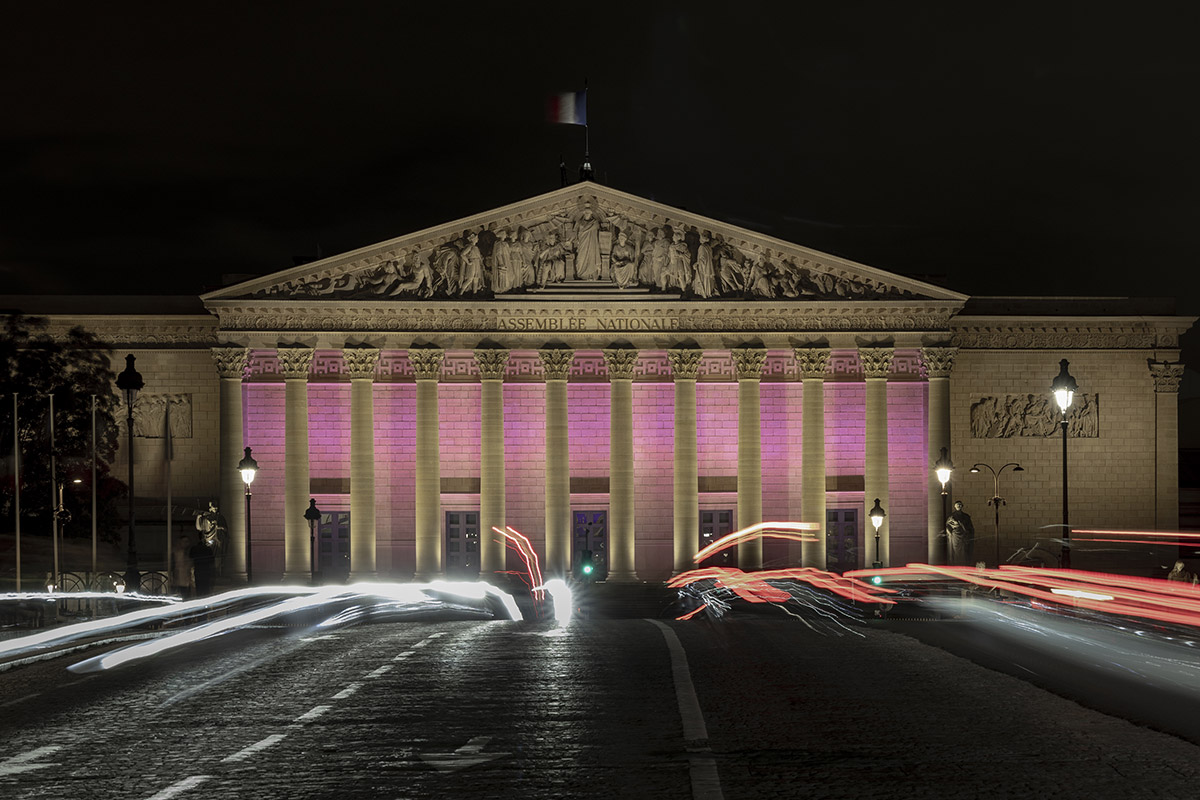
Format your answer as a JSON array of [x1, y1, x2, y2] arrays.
[[921, 347, 956, 564], [212, 347, 248, 580], [279, 347, 315, 582], [605, 348, 640, 583], [345, 347, 380, 580], [1150, 361, 1185, 530], [410, 349, 445, 581], [540, 349, 574, 576], [475, 349, 509, 577], [795, 348, 829, 569], [733, 348, 767, 570], [669, 348, 703, 575], [860, 347, 894, 567]]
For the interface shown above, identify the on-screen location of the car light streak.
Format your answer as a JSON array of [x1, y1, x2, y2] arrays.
[[1051, 588, 1115, 601], [537, 578, 573, 626], [691, 521, 819, 564], [494, 526, 545, 607]]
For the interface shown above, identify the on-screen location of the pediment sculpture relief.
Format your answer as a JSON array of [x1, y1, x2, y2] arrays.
[[252, 198, 926, 302]]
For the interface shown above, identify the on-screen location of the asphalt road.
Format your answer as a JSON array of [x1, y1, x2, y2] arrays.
[[4, 611, 1200, 799]]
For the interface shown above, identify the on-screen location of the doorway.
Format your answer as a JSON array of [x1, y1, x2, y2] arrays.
[[445, 511, 481, 579], [317, 511, 351, 583], [825, 509, 859, 572], [698, 509, 736, 569], [572, 510, 608, 580]]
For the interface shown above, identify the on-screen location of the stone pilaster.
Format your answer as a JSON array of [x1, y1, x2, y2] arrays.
[[410, 348, 444, 581], [475, 349, 509, 577], [279, 346, 315, 582], [795, 348, 829, 569], [1151, 360, 1185, 530], [921, 347, 956, 564], [604, 348, 640, 582], [669, 348, 703, 575], [344, 347, 379, 580], [732, 347, 767, 570], [212, 347, 248, 580], [540, 349, 574, 576], [860, 347, 894, 567]]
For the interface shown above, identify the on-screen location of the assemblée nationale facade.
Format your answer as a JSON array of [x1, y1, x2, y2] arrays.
[[18, 184, 1194, 582]]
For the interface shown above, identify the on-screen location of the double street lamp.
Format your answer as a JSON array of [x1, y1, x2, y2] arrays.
[[238, 447, 259, 584], [969, 462, 1023, 567], [1051, 359, 1078, 569], [116, 354, 144, 592], [869, 498, 886, 568]]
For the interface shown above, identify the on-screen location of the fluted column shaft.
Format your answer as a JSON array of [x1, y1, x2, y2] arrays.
[[346, 348, 380, 580], [476, 349, 509, 576], [280, 347, 315, 582], [411, 349, 444, 581], [795, 348, 829, 569], [669, 349, 702, 575], [922, 347, 956, 564], [861, 348, 894, 567], [605, 348, 639, 582], [213, 348, 248, 580], [733, 348, 767, 570], [541, 350, 574, 576], [1151, 361, 1185, 530]]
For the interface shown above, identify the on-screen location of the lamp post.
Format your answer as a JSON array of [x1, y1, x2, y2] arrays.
[[969, 462, 1024, 567], [238, 447, 258, 584], [116, 355, 144, 592], [1051, 359, 1078, 569], [304, 498, 321, 584], [869, 498, 886, 568], [933, 446, 954, 564]]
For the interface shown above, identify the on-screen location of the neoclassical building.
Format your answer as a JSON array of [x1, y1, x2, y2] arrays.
[[14, 184, 1194, 582]]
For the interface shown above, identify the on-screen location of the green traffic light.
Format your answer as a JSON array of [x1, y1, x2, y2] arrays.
[[582, 564, 594, 575], [871, 575, 883, 585]]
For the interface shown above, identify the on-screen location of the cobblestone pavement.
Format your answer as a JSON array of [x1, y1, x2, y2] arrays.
[[1, 613, 1199, 799]]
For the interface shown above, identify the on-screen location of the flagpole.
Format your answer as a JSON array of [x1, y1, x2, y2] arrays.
[[12, 392, 19, 592], [91, 394, 97, 579], [49, 394, 58, 591], [165, 399, 172, 576]]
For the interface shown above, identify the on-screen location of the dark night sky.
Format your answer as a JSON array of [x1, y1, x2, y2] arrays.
[[3, 3, 1199, 391]]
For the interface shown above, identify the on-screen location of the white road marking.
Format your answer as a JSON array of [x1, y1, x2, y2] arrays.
[[332, 682, 363, 699], [393, 650, 416, 660], [0, 692, 41, 708], [0, 745, 62, 777], [648, 620, 724, 800], [365, 665, 393, 678], [412, 639, 430, 648], [428, 632, 448, 638], [421, 736, 509, 772], [221, 734, 288, 763], [299, 635, 340, 641], [144, 775, 211, 799], [293, 705, 333, 723]]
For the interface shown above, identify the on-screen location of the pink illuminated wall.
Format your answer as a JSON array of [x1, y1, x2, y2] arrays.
[[504, 382, 546, 559], [761, 381, 803, 567], [887, 382, 928, 565], [243, 384, 286, 578], [633, 383, 674, 577], [377, 384, 416, 575]]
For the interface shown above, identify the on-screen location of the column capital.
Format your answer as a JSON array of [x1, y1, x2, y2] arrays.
[[409, 348, 445, 381], [920, 346, 957, 379], [731, 347, 767, 380], [1150, 360, 1185, 393], [858, 347, 894, 379], [667, 348, 703, 381], [793, 347, 830, 380], [603, 348, 639, 381], [474, 349, 511, 381], [342, 347, 380, 380], [278, 346, 315, 380], [211, 347, 248, 379], [539, 348, 575, 381]]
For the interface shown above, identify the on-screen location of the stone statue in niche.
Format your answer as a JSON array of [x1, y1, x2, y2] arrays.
[[550, 200, 620, 281], [490, 228, 516, 294], [457, 231, 486, 294], [536, 230, 572, 286], [385, 252, 435, 297], [714, 234, 745, 294], [609, 230, 638, 289], [643, 227, 670, 289], [663, 228, 692, 292], [194, 501, 228, 576], [970, 393, 1100, 438], [692, 230, 716, 298], [744, 252, 774, 298]]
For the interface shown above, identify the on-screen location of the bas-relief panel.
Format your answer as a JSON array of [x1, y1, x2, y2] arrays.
[[970, 394, 1100, 438], [121, 393, 193, 439]]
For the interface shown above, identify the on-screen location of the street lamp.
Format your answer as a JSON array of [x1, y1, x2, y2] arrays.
[[933, 447, 954, 564], [969, 462, 1023, 567], [238, 446, 259, 584], [869, 498, 886, 568], [116, 354, 144, 592], [1051, 359, 1078, 569], [304, 498, 321, 584]]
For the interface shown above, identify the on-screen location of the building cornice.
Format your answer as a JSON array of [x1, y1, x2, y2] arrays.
[[951, 315, 1196, 350]]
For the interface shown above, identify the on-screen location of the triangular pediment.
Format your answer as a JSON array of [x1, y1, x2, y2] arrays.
[[201, 184, 966, 304]]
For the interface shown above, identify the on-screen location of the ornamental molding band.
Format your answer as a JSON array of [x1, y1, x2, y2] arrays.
[[731, 348, 768, 380], [45, 317, 219, 347], [474, 349, 511, 380], [277, 347, 315, 379], [212, 347, 249, 379], [204, 185, 963, 306], [342, 347, 381, 380], [970, 394, 1099, 438], [793, 348, 830, 379], [858, 347, 894, 379], [951, 322, 1186, 350], [539, 349, 576, 381], [603, 349, 640, 381], [1149, 361, 1185, 393], [408, 349, 445, 381], [919, 346, 957, 378], [667, 348, 704, 380]]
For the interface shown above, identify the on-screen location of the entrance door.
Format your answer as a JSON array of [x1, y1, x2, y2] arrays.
[[572, 510, 608, 580], [445, 511, 481, 579], [698, 510, 736, 569], [826, 509, 859, 572], [318, 511, 351, 583]]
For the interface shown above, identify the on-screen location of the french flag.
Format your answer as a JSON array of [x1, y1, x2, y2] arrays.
[[546, 90, 587, 125]]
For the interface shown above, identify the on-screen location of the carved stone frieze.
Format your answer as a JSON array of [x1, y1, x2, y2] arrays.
[[212, 347, 248, 379], [858, 348, 894, 379], [119, 393, 193, 439], [277, 347, 315, 379], [970, 394, 1099, 438], [953, 325, 1159, 350], [920, 347, 957, 379], [668, 348, 704, 380], [408, 348, 445, 381], [793, 348, 830, 379], [474, 349, 510, 381], [1149, 361, 1185, 393], [603, 349, 640, 381], [539, 349, 575, 381], [343, 347, 380, 380], [731, 348, 768, 380]]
